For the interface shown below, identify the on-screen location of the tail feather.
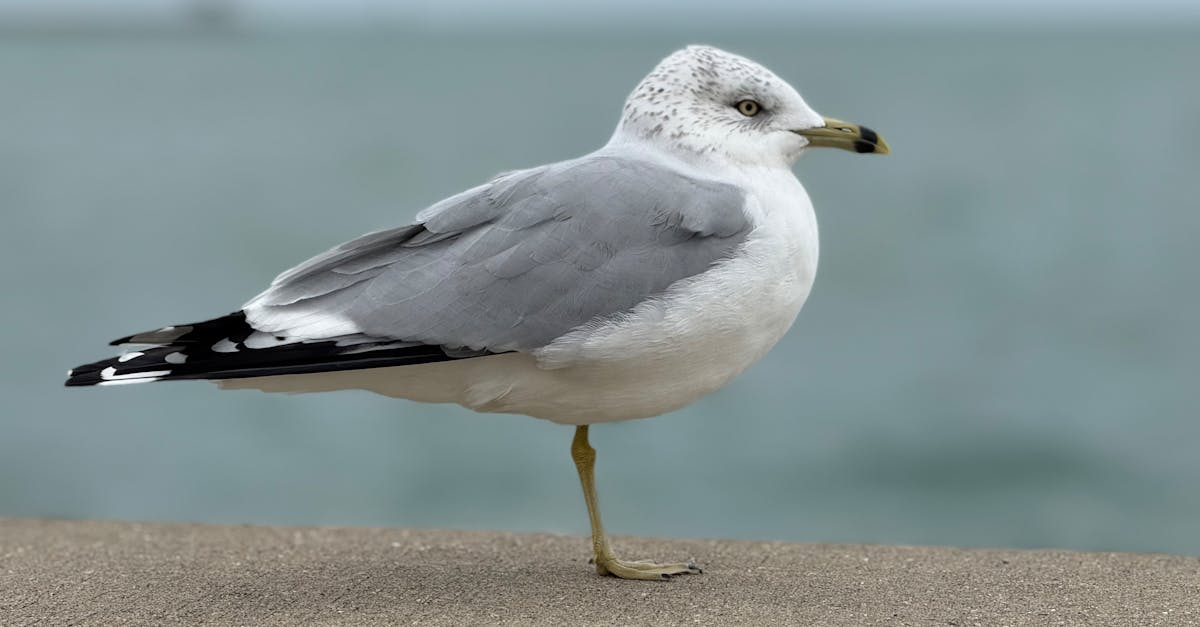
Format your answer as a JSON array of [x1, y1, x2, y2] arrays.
[[66, 311, 485, 387]]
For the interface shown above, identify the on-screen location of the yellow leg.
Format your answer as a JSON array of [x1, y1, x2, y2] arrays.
[[570, 425, 703, 580]]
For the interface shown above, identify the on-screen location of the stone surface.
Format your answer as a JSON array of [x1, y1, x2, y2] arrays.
[[2, 518, 1198, 626]]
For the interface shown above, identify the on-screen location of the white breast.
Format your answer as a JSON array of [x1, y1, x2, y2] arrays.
[[490, 167, 819, 423]]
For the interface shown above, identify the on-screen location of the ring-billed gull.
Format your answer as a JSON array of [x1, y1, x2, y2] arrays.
[[66, 45, 888, 580]]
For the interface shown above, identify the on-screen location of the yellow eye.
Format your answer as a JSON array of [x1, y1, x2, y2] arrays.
[[735, 99, 761, 117]]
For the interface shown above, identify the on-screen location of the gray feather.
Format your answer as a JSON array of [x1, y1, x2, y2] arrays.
[[245, 155, 750, 352]]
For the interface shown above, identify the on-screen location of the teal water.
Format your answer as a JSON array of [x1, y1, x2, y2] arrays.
[[2, 28, 1198, 554]]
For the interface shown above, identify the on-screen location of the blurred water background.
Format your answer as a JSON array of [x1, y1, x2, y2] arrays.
[[2, 6, 1199, 555]]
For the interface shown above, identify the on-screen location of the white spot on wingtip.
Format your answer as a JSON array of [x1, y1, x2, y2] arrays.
[[117, 351, 144, 363], [98, 377, 161, 386], [244, 331, 291, 350], [100, 366, 171, 381], [165, 352, 187, 364], [212, 338, 239, 353]]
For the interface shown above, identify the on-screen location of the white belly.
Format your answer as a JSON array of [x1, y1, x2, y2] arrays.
[[222, 172, 819, 425]]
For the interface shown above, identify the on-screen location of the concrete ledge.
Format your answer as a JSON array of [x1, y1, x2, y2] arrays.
[[3, 518, 1198, 626]]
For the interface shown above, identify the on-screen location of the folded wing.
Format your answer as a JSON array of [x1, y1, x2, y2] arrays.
[[244, 154, 751, 353], [66, 154, 750, 387]]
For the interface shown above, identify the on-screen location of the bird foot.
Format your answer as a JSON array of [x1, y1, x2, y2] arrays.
[[590, 555, 703, 580]]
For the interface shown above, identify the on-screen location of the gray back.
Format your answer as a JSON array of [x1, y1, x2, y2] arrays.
[[246, 155, 750, 352]]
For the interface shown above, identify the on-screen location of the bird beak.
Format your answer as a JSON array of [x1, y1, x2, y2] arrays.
[[793, 117, 890, 155]]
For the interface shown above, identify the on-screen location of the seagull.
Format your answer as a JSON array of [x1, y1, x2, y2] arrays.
[[66, 45, 888, 580]]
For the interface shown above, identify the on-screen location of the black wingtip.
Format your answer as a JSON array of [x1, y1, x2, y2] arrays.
[[64, 376, 94, 387], [69, 311, 484, 388], [64, 365, 103, 387], [108, 311, 244, 346]]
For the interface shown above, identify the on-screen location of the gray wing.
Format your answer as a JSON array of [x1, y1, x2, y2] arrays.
[[244, 155, 750, 352]]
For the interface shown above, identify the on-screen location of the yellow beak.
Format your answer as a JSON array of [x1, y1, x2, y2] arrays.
[[794, 117, 890, 155]]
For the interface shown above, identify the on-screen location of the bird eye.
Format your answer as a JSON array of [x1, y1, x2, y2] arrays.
[[735, 100, 761, 117]]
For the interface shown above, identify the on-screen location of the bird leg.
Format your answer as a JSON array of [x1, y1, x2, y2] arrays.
[[570, 425, 703, 580]]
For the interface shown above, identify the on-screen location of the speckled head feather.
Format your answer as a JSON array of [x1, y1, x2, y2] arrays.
[[610, 45, 825, 167]]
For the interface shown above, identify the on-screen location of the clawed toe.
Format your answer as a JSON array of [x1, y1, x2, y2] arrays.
[[595, 556, 703, 580]]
